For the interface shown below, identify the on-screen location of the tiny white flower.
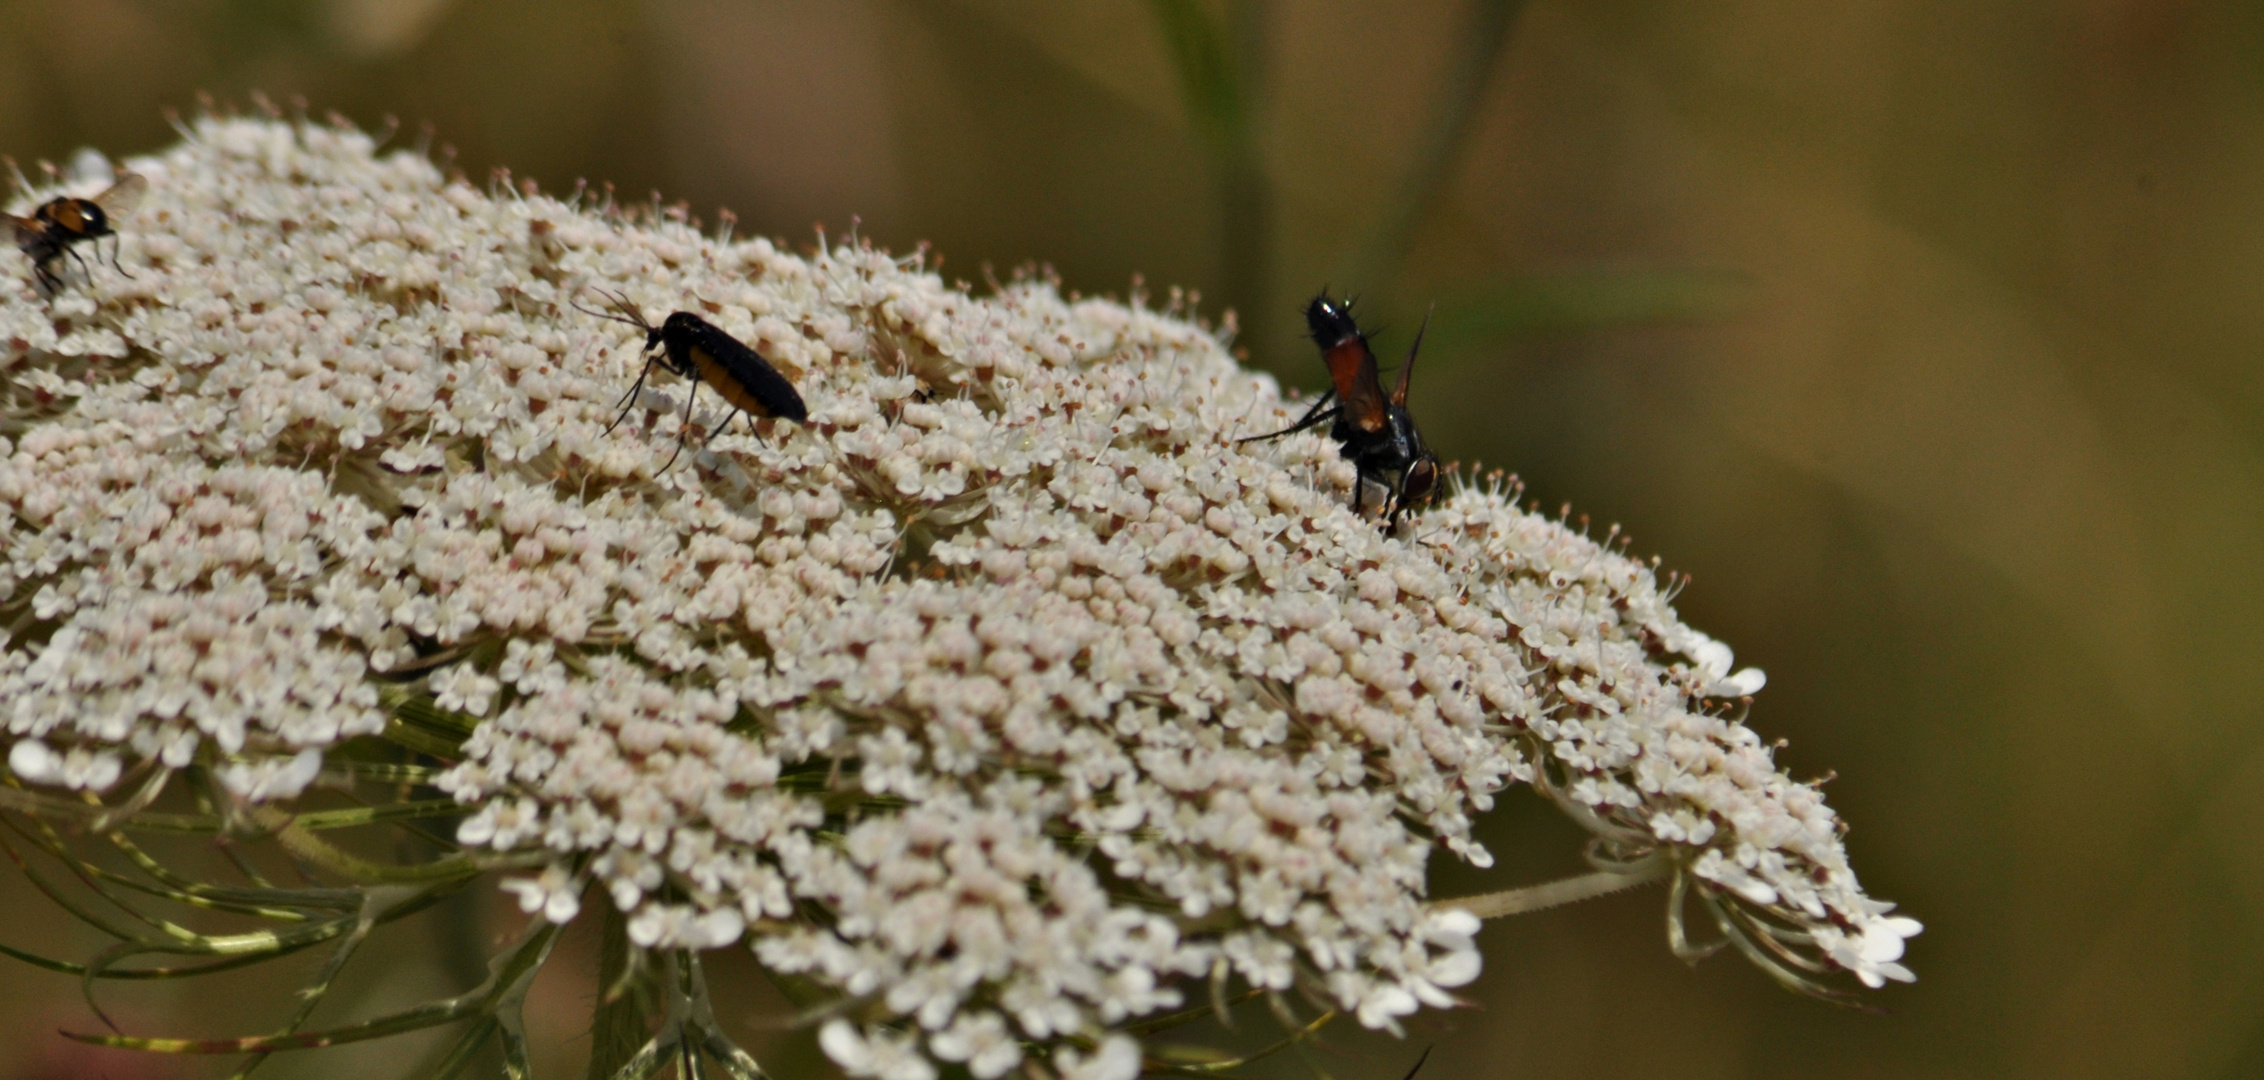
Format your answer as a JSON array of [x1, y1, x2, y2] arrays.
[[499, 863, 584, 925], [7, 740, 63, 786], [929, 1012, 1022, 1080], [824, 1021, 937, 1080], [820, 1020, 874, 1076], [431, 664, 502, 717], [1710, 667, 1768, 698], [217, 749, 323, 801], [1054, 1035, 1141, 1080], [1818, 913, 1924, 988]]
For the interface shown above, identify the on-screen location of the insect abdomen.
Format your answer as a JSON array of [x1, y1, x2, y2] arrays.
[[689, 348, 787, 419]]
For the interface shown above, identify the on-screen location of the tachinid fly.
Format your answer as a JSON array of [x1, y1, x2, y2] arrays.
[[1241, 292, 1440, 528]]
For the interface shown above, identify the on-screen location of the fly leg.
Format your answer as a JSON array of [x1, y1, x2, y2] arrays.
[[660, 377, 699, 472], [605, 358, 655, 436], [1237, 390, 1339, 444], [701, 409, 742, 448], [106, 233, 134, 280]]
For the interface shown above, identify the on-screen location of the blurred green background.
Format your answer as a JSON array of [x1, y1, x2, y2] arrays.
[[4, 1, 2262, 1078]]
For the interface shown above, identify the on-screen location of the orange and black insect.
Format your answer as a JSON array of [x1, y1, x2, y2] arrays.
[[574, 289, 809, 471], [1241, 292, 1440, 528], [6, 172, 145, 294]]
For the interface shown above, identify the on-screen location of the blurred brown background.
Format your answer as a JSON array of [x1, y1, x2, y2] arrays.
[[3, 1, 2261, 1078]]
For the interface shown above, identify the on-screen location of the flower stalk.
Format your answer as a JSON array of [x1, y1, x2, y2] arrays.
[[1436, 858, 1669, 920]]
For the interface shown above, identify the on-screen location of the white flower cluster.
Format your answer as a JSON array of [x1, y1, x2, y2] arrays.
[[0, 116, 1915, 1078]]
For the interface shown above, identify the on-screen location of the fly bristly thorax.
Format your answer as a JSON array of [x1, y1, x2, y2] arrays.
[[656, 313, 707, 373], [647, 326, 695, 378], [1305, 295, 1362, 349], [40, 198, 103, 237]]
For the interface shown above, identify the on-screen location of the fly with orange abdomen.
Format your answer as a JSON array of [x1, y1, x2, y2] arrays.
[[574, 289, 810, 472], [1240, 292, 1441, 528], [7, 172, 146, 294]]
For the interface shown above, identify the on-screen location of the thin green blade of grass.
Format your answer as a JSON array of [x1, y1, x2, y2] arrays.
[[1336, 0, 1530, 297], [1146, 0, 1272, 364], [0, 938, 320, 980], [1146, 0, 1243, 152]]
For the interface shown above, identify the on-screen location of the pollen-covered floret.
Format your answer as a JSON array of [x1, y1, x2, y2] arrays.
[[0, 116, 1914, 1074]]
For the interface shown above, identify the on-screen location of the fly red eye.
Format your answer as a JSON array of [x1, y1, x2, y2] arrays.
[[1402, 458, 1439, 507]]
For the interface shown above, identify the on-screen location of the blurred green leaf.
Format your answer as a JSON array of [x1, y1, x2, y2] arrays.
[[1146, 0, 1273, 362], [1422, 268, 1750, 361], [1146, 0, 1246, 157], [206, 0, 335, 66]]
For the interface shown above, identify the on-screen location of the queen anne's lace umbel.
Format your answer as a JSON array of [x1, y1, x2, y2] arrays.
[[0, 118, 1915, 1080]]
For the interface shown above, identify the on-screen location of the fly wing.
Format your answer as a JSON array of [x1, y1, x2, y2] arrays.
[[1323, 334, 1389, 434], [1390, 307, 1432, 408], [3, 213, 41, 250], [682, 318, 809, 423], [91, 173, 146, 218]]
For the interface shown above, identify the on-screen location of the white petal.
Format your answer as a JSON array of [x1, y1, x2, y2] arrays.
[[8, 740, 61, 785], [819, 1021, 873, 1075]]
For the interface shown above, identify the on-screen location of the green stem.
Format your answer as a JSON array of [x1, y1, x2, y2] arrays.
[[1432, 858, 1668, 919], [586, 900, 647, 1080]]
